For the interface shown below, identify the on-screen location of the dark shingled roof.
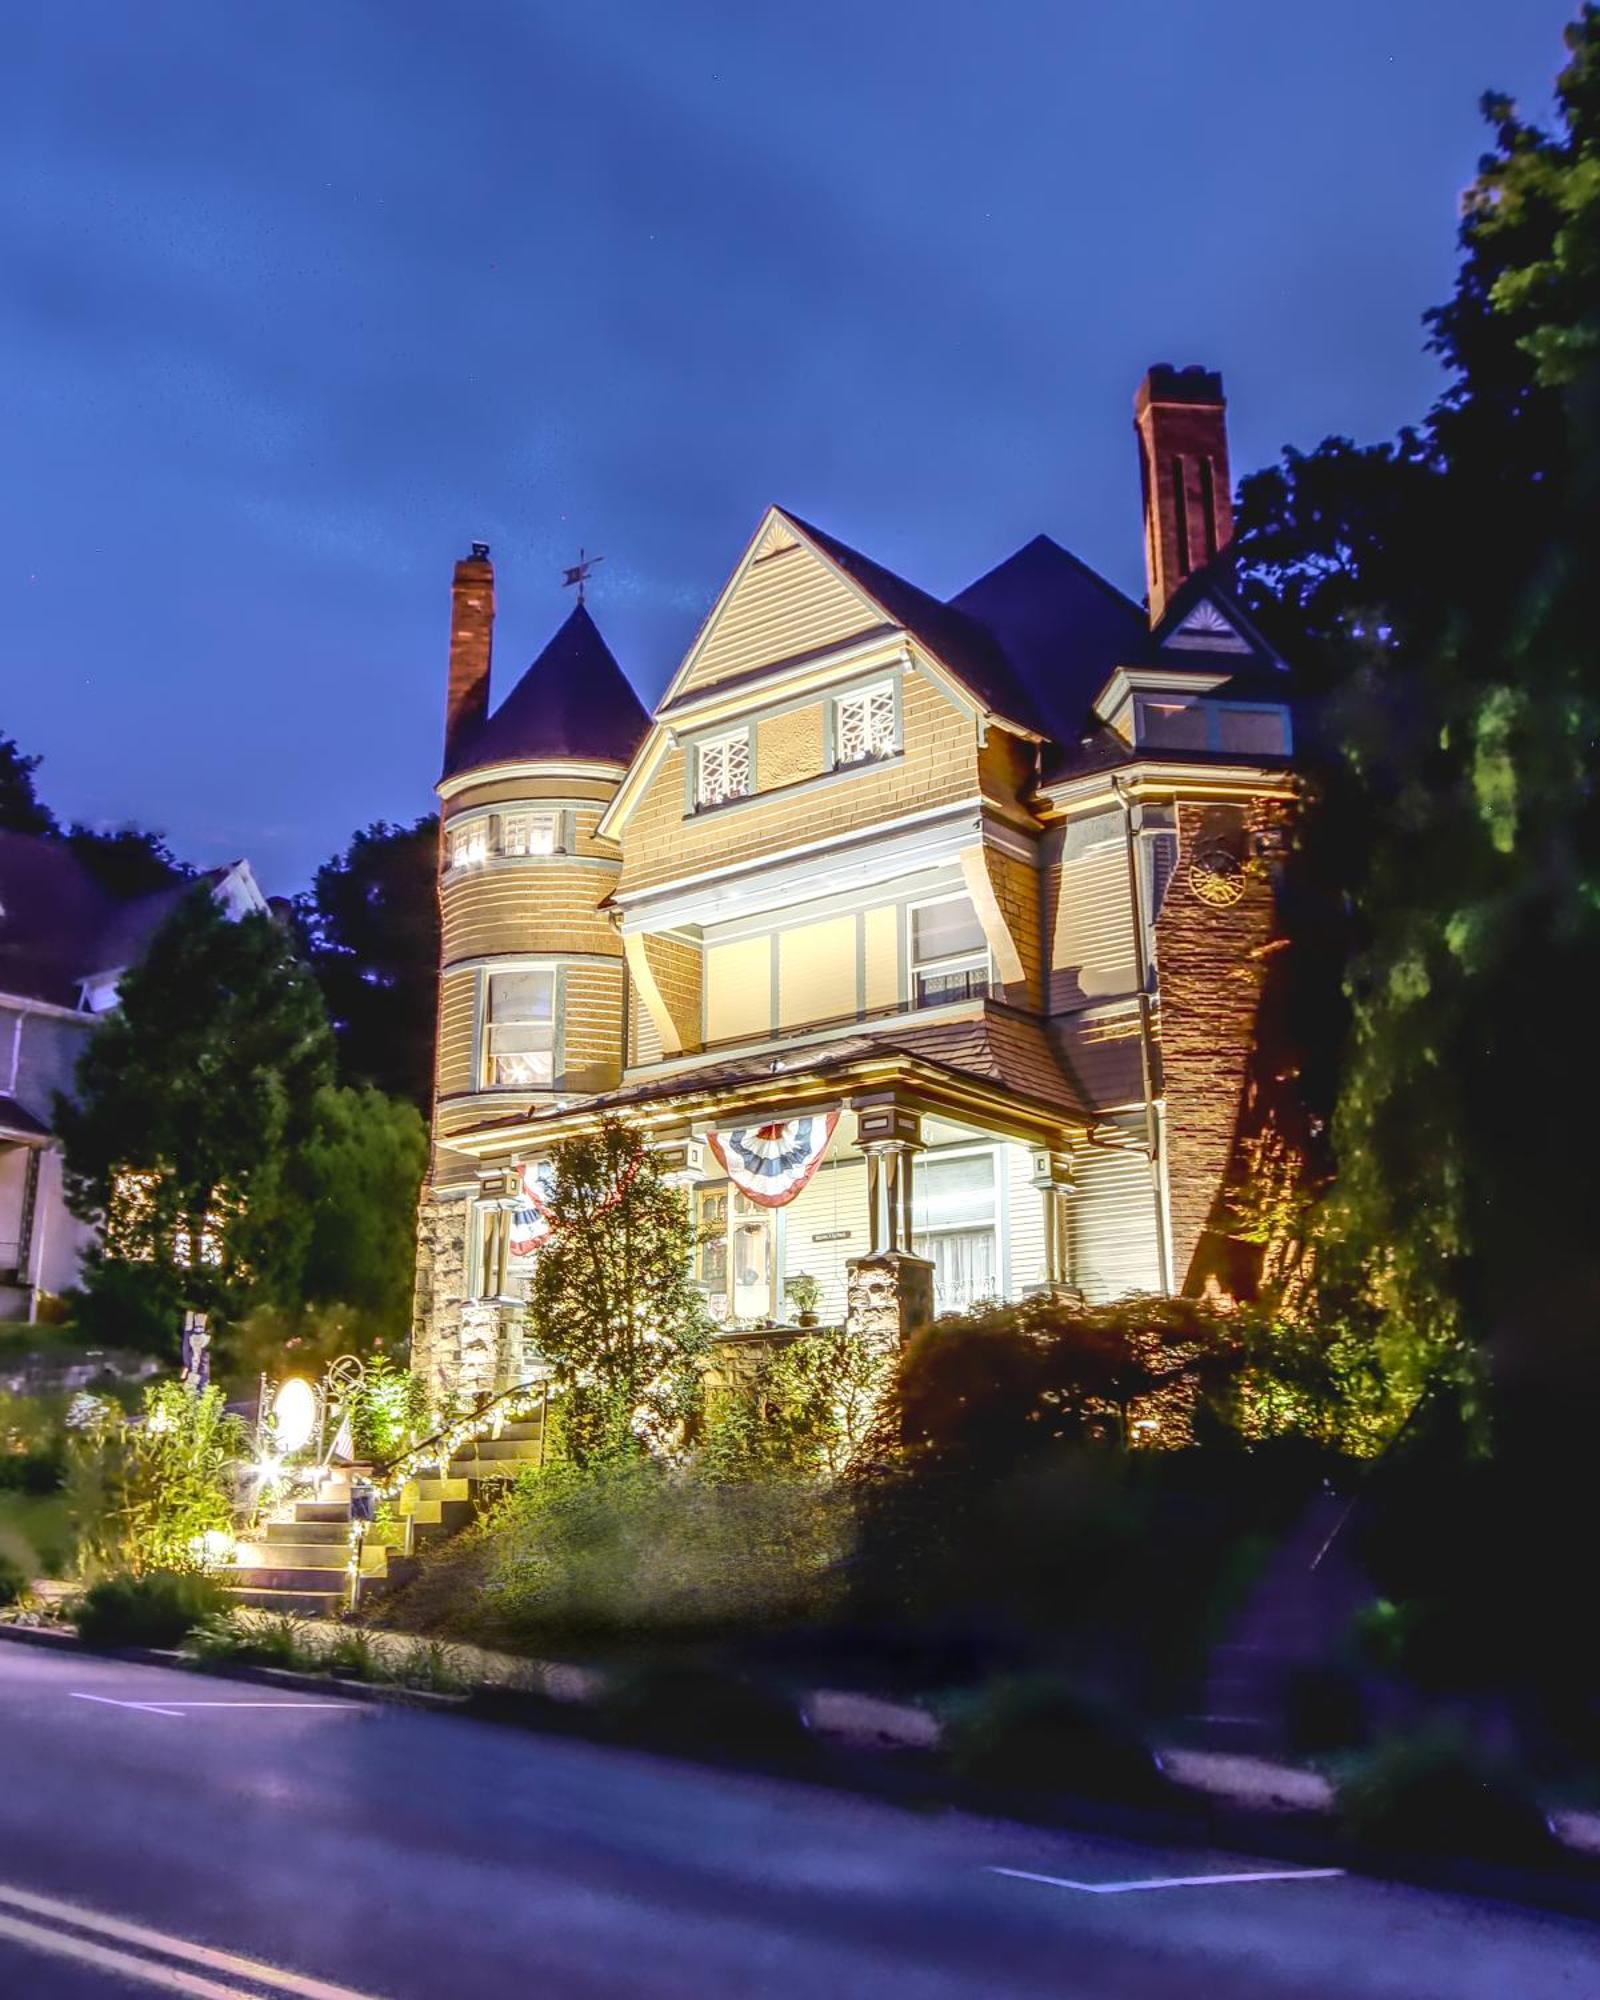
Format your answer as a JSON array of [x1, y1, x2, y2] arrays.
[[445, 602, 651, 776], [0, 831, 222, 1008], [948, 534, 1152, 743]]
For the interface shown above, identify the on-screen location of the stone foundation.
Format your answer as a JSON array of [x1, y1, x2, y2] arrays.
[[411, 1194, 527, 1413]]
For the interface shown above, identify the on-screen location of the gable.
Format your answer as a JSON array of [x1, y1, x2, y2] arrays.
[[1162, 596, 1253, 655], [671, 518, 890, 702]]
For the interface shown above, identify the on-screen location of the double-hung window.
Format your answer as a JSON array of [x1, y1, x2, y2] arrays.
[[695, 730, 751, 808], [482, 968, 557, 1089], [501, 810, 559, 857], [448, 820, 489, 871], [910, 897, 990, 1007], [834, 681, 897, 767]]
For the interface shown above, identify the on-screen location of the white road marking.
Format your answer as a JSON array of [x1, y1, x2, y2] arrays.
[[70, 1693, 185, 1717], [986, 1863, 1347, 1896], [70, 1692, 359, 1714], [0, 1880, 389, 1999]]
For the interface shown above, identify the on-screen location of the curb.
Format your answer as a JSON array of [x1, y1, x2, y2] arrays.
[[0, 1620, 466, 1711], [6, 1622, 1598, 1922]]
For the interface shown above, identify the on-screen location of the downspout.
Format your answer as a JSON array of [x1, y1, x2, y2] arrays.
[[1113, 776, 1174, 1294]]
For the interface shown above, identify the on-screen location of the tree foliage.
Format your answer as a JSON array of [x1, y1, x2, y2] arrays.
[[0, 732, 58, 836], [55, 890, 336, 1339], [526, 1118, 712, 1463], [295, 816, 440, 1110], [1229, 10, 1600, 1425], [66, 1381, 246, 1577]]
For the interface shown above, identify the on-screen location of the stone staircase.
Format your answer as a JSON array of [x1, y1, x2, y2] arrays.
[[1185, 1488, 1371, 1755], [225, 1411, 548, 1616]]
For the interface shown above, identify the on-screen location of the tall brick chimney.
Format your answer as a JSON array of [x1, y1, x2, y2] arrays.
[[1134, 365, 1233, 626], [445, 542, 495, 760]]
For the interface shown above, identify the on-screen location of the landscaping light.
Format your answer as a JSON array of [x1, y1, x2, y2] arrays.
[[191, 1529, 235, 1566], [273, 1377, 318, 1454]]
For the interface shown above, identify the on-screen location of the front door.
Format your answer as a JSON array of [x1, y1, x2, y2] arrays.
[[731, 1192, 774, 1320]]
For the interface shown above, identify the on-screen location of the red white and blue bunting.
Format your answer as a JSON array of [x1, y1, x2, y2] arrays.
[[706, 1113, 839, 1209], [507, 1160, 556, 1257]]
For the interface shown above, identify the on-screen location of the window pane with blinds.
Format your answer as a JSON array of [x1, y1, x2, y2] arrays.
[[911, 897, 989, 1006], [697, 731, 751, 807], [485, 969, 556, 1088], [913, 1150, 997, 1231], [835, 682, 896, 765]]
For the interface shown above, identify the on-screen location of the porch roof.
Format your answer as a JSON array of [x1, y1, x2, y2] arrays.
[[458, 1009, 1092, 1155], [0, 1095, 51, 1145]]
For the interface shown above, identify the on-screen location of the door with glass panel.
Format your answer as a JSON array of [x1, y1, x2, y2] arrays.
[[912, 1148, 1000, 1313]]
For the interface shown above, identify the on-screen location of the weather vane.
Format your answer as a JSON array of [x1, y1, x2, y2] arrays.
[[561, 547, 604, 604]]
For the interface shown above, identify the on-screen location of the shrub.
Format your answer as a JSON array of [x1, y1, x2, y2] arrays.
[[74, 1570, 225, 1649], [188, 1611, 310, 1671], [599, 1662, 814, 1769], [1283, 1661, 1369, 1755], [1336, 1727, 1554, 1865], [943, 1676, 1167, 1805], [66, 1381, 247, 1578], [0, 1555, 28, 1607]]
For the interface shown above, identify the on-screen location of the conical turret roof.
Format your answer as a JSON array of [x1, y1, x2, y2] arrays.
[[444, 602, 650, 777]]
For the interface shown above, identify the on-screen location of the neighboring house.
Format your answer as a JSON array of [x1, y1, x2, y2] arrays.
[[413, 365, 1298, 1406], [0, 835, 267, 1320]]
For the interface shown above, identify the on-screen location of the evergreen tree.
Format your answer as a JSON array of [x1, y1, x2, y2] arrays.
[[55, 890, 336, 1343], [293, 1083, 427, 1327], [0, 732, 59, 836], [295, 816, 440, 1110], [526, 1118, 711, 1463], [66, 824, 192, 899]]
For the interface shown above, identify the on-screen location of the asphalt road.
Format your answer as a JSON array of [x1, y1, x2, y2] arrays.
[[0, 1644, 1595, 1999]]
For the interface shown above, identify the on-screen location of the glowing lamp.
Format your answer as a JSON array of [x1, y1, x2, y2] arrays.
[[273, 1377, 318, 1455]]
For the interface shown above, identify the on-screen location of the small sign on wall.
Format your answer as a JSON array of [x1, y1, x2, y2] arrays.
[[811, 1229, 853, 1243]]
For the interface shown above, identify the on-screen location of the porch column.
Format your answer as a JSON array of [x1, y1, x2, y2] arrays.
[[847, 1097, 933, 1345], [1028, 1146, 1077, 1295]]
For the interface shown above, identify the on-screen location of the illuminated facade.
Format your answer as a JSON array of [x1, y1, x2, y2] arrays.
[[412, 366, 1296, 1406]]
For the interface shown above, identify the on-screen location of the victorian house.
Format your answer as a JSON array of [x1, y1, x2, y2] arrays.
[[412, 366, 1296, 1407]]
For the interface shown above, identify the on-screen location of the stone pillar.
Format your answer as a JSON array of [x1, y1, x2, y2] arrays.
[[846, 1250, 935, 1348]]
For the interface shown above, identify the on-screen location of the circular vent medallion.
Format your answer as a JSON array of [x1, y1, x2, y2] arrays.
[[1187, 841, 1247, 908]]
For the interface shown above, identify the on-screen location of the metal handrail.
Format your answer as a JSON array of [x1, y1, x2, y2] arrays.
[[371, 1376, 551, 1488]]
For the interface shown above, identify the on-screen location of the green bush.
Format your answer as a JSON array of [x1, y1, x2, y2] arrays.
[[67, 1381, 247, 1578], [943, 1676, 1167, 1805], [1336, 1727, 1553, 1865], [0, 1554, 28, 1607], [188, 1611, 309, 1670], [599, 1662, 815, 1768], [401, 1458, 846, 1649], [74, 1570, 225, 1649], [1283, 1662, 1369, 1755]]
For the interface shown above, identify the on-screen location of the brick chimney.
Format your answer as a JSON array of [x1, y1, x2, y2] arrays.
[[445, 542, 494, 759], [1134, 366, 1233, 626]]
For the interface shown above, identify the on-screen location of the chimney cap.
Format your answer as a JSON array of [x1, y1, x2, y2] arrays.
[[468, 541, 491, 562], [1136, 363, 1225, 413]]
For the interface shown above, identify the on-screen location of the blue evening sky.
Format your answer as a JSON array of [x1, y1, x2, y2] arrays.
[[0, 1, 1577, 892]]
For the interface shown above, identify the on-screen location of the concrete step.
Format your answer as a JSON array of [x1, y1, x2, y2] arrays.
[[402, 1477, 470, 1505], [465, 1438, 544, 1463], [223, 1585, 346, 1616], [496, 1420, 544, 1442], [264, 1519, 346, 1546], [295, 1501, 352, 1523], [236, 1542, 349, 1572], [229, 1564, 355, 1594], [447, 1457, 528, 1483]]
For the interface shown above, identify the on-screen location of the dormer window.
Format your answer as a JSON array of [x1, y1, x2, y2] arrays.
[[833, 681, 897, 767], [501, 811, 559, 857], [695, 730, 751, 808], [448, 821, 488, 871]]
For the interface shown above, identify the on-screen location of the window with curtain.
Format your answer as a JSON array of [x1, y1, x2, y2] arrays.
[[913, 1149, 1000, 1313], [482, 968, 556, 1089]]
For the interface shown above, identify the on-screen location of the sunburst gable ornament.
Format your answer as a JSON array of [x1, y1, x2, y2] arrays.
[[1187, 840, 1247, 908]]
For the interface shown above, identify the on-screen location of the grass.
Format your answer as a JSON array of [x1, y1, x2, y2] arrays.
[[185, 1611, 468, 1695]]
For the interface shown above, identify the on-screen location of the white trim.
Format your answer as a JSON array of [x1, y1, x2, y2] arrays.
[[614, 798, 987, 934], [438, 757, 627, 802]]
